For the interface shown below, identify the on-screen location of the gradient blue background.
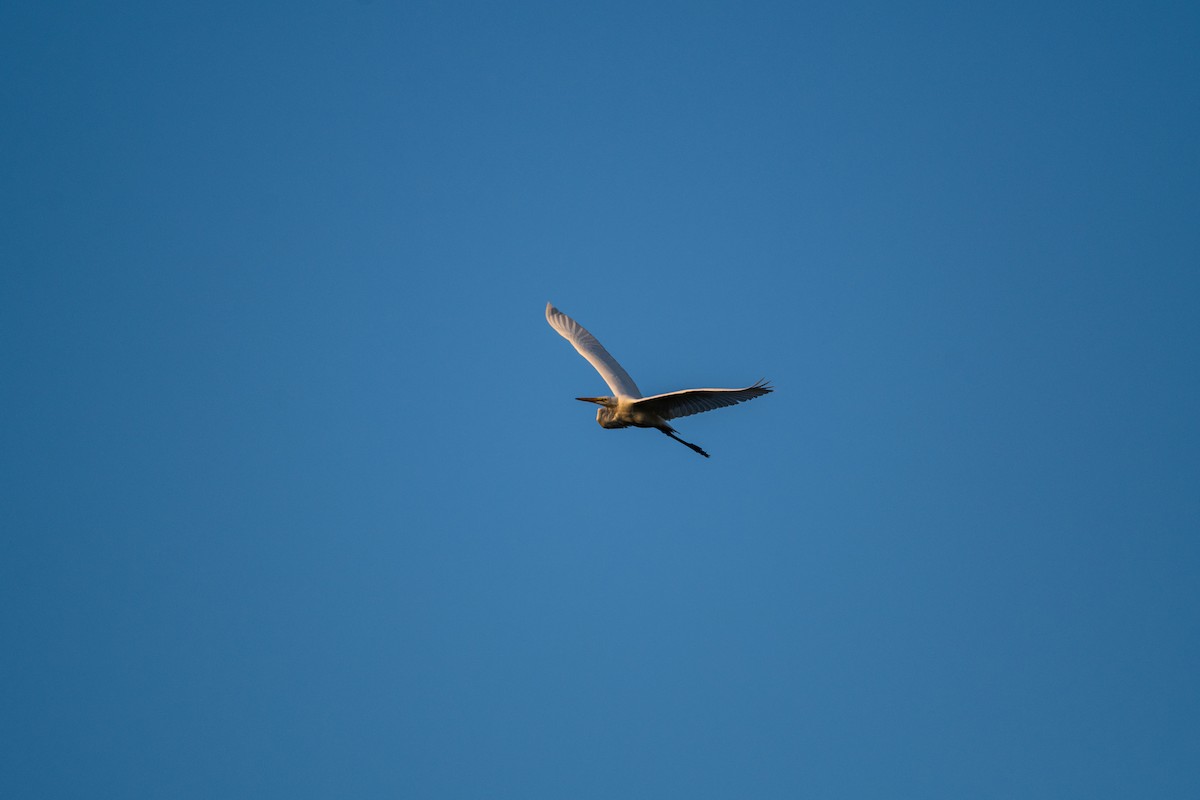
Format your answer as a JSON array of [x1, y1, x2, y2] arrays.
[[3, 2, 1198, 797]]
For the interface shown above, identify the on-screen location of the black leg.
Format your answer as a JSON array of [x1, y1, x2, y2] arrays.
[[659, 427, 710, 458]]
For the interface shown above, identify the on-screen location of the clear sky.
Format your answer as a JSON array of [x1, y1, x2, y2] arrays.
[[3, 2, 1198, 797]]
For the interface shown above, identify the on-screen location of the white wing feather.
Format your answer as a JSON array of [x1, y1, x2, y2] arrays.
[[631, 380, 772, 420], [545, 303, 642, 398]]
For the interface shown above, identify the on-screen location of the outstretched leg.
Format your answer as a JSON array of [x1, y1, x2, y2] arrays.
[[658, 426, 710, 458]]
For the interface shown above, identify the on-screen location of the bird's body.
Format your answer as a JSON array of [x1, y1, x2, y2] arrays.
[[546, 303, 771, 457], [582, 396, 666, 429]]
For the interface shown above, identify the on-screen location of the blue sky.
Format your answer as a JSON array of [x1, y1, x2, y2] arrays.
[[2, 1, 1198, 797]]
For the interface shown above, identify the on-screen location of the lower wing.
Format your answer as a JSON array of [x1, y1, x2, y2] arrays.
[[631, 379, 772, 420]]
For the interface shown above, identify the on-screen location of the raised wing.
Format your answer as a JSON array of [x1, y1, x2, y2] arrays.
[[545, 303, 642, 398], [632, 379, 772, 420]]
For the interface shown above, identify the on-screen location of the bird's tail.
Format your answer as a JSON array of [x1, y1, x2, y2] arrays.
[[659, 427, 710, 458]]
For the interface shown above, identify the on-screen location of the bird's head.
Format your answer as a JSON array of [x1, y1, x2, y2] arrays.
[[576, 396, 619, 427]]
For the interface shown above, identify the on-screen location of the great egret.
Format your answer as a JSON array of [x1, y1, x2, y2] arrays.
[[546, 302, 772, 457]]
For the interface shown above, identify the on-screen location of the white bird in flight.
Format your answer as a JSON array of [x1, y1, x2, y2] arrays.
[[546, 303, 772, 458]]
